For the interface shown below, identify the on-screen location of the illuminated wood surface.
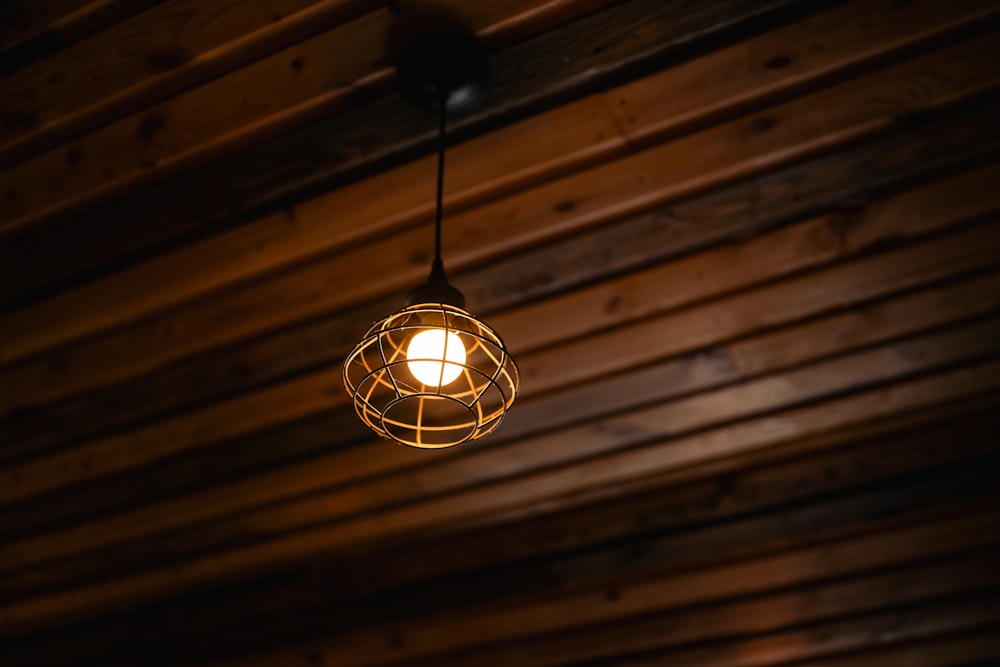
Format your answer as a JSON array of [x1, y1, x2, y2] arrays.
[[1, 0, 998, 664]]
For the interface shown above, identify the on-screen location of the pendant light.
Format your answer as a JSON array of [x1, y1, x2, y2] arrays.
[[343, 30, 519, 448]]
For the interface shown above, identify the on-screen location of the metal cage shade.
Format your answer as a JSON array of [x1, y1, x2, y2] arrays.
[[343, 303, 519, 448]]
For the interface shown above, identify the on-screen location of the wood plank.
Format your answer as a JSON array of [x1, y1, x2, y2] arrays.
[[7, 408, 996, 653], [0, 0, 626, 234], [603, 0, 1000, 148], [785, 632, 1000, 667], [6, 265, 997, 574], [0, 0, 154, 69], [469, 393, 1000, 532], [2, 35, 997, 389], [0, 0, 629, 168], [0, 202, 994, 526], [333, 406, 1000, 598], [35, 524, 996, 665], [0, 0, 818, 310], [0, 334, 992, 584], [509, 271, 1000, 441], [207, 359, 1000, 593], [13, 155, 987, 436], [105, 511, 1000, 667], [1, 1, 97, 53], [0, 0, 381, 166], [74, 317, 1000, 560], [0, 355, 996, 634], [4, 104, 995, 470], [0, 0, 909, 353], [433, 350, 1000, 536], [7, 414, 996, 629], [597, 597, 1000, 667], [3, 4, 1000, 663], [158, 0, 1000, 332], [0, 183, 993, 507], [3, 402, 992, 605], [727, 275, 1000, 374], [320, 551, 1000, 667], [0, 332, 992, 606], [501, 161, 1000, 353], [6, 465, 1000, 663], [0, 187, 988, 490], [0, 2, 980, 344], [521, 223, 1000, 393], [0, 96, 627, 408]]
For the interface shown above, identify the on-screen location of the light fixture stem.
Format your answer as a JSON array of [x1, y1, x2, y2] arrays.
[[434, 92, 447, 267], [405, 90, 465, 306]]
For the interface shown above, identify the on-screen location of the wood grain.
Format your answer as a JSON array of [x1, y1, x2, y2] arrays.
[[337, 552, 1000, 667], [235, 319, 1000, 548], [2, 31, 996, 399], [7, 407, 998, 619], [1, 353, 996, 635], [1, 170, 993, 507], [0, 0, 817, 310], [4, 99, 995, 471], [6, 265, 996, 576], [595, 595, 1000, 667], [0, 0, 154, 70], [603, 0, 1000, 148], [3, 415, 998, 663], [3, 3, 999, 663], [0, 0, 623, 235], [164, 514, 990, 665], [0, 0, 382, 166]]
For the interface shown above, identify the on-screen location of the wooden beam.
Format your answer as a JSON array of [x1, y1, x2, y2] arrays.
[[3, 425, 998, 658], [471, 393, 1000, 530], [783, 632, 1000, 667], [116, 318, 1000, 555], [25, 524, 996, 666], [0, 0, 793, 239], [4, 268, 999, 575], [0, 0, 820, 310], [0, 0, 638, 169], [593, 596, 1000, 667], [2, 31, 997, 388], [70, 514, 1000, 666], [308, 552, 1000, 667], [0, 191, 995, 535], [508, 270, 1000, 443], [604, 0, 1000, 149], [6, 412, 997, 630], [501, 162, 1000, 353], [4, 103, 995, 469], [518, 224, 1000, 393], [0, 172, 994, 506], [0, 0, 156, 71], [0, 354, 997, 634], [16, 155, 982, 444], [0, 0, 392, 163], [307, 408, 1000, 599], [0, 0, 627, 234], [0, 0, 382, 165]]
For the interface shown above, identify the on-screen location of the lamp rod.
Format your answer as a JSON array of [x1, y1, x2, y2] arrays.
[[434, 90, 447, 269]]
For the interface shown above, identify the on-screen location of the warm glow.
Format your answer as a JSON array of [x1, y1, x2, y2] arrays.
[[406, 329, 466, 386]]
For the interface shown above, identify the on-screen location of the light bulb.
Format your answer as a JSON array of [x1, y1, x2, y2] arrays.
[[406, 328, 466, 386]]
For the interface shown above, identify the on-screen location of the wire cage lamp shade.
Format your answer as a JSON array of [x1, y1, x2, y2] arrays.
[[343, 303, 519, 448]]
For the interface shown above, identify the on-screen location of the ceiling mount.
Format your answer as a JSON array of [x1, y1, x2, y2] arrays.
[[394, 31, 489, 115]]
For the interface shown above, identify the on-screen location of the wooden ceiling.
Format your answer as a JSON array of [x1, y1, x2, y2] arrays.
[[2, 0, 1000, 664]]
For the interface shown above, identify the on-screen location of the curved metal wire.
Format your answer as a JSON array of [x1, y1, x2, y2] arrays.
[[343, 303, 519, 448]]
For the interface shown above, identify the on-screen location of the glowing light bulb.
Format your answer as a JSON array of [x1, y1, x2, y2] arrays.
[[406, 329, 466, 386]]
